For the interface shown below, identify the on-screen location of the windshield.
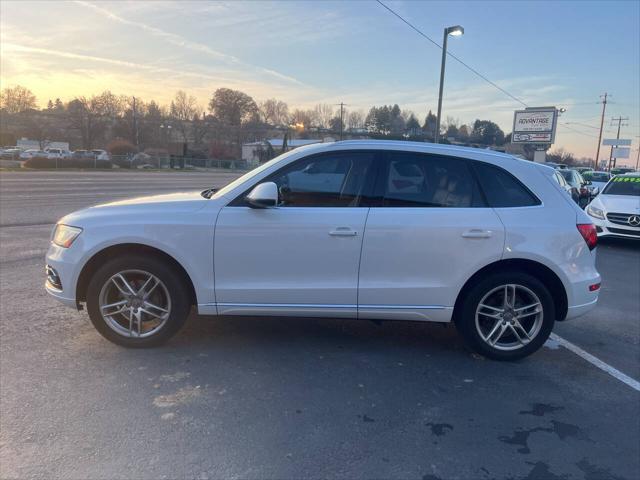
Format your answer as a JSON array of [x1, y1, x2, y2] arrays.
[[559, 170, 577, 185], [602, 177, 640, 196], [583, 171, 610, 182]]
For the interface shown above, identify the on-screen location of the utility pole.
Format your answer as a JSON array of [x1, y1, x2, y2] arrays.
[[132, 96, 139, 148], [635, 147, 640, 171], [594, 93, 608, 170], [607, 116, 628, 171], [335, 102, 347, 140]]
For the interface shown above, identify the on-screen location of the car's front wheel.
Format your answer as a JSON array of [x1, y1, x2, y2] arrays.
[[86, 255, 191, 347], [455, 272, 555, 360]]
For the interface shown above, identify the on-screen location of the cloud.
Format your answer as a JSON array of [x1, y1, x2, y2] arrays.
[[72, 0, 306, 86]]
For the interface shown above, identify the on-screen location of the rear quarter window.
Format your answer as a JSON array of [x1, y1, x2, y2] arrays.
[[473, 162, 540, 207]]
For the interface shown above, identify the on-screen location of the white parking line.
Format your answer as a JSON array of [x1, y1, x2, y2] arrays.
[[550, 333, 640, 392]]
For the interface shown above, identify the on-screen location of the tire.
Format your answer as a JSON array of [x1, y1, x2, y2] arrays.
[[86, 255, 191, 347], [454, 271, 555, 361]]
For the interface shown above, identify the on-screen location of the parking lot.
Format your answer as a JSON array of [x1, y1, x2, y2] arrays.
[[0, 170, 638, 479]]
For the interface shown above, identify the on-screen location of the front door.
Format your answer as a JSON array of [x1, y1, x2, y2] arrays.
[[214, 150, 377, 317]]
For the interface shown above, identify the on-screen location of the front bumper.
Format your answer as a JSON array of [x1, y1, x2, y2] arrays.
[[589, 216, 640, 239], [45, 242, 82, 309]]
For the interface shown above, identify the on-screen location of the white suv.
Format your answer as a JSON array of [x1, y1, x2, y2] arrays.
[[45, 141, 601, 360]]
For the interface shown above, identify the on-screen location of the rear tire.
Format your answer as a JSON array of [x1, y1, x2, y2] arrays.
[[86, 255, 191, 347], [455, 272, 555, 361]]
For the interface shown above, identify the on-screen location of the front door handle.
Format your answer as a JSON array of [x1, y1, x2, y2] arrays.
[[462, 229, 492, 239], [329, 227, 357, 237]]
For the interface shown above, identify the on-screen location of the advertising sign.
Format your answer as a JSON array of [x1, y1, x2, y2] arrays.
[[603, 139, 632, 146], [612, 147, 630, 158], [511, 108, 557, 144]]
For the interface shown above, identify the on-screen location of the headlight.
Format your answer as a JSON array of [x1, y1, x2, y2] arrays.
[[52, 224, 83, 248], [587, 205, 605, 220]]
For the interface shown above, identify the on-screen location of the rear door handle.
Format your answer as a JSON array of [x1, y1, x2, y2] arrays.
[[462, 229, 492, 239], [329, 227, 358, 237]]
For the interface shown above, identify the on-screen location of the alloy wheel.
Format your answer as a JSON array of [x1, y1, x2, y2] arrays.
[[474, 284, 544, 351], [98, 269, 171, 338]]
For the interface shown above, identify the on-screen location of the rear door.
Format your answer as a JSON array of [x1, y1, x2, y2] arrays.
[[358, 151, 505, 322]]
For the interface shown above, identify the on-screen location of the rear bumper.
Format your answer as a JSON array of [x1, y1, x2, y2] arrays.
[[565, 297, 598, 320]]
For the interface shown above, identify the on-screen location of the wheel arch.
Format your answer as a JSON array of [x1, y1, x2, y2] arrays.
[[452, 258, 568, 323], [75, 243, 197, 307]]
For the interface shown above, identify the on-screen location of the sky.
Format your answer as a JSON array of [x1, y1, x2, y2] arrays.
[[1, 0, 639, 164]]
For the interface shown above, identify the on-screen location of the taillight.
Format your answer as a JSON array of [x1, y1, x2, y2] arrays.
[[577, 223, 597, 250]]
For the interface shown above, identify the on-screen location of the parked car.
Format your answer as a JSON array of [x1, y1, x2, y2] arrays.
[[46, 148, 71, 159], [72, 150, 95, 160], [582, 171, 611, 193], [91, 149, 111, 161], [45, 141, 600, 360], [19, 149, 48, 159], [575, 167, 593, 174], [611, 167, 636, 175], [1, 148, 22, 160], [552, 169, 580, 204], [586, 173, 640, 239], [558, 169, 592, 207], [545, 162, 567, 169]]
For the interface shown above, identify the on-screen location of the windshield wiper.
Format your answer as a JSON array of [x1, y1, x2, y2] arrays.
[[201, 188, 218, 199]]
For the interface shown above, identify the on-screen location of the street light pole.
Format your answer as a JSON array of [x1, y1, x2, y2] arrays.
[[435, 25, 463, 144]]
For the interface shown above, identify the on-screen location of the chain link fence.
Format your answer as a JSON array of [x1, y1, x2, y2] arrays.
[[110, 155, 249, 171]]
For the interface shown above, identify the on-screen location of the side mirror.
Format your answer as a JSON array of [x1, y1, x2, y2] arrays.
[[246, 182, 278, 208]]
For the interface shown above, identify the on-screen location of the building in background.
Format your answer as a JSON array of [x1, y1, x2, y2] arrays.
[[242, 137, 334, 167]]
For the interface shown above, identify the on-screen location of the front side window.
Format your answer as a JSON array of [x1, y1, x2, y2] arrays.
[[380, 152, 484, 207], [266, 152, 375, 207], [473, 162, 540, 207]]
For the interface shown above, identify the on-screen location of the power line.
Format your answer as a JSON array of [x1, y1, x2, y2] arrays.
[[559, 124, 599, 138], [375, 0, 529, 108], [564, 122, 601, 130]]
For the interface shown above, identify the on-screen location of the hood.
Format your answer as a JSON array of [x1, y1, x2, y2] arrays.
[[596, 194, 640, 214], [59, 191, 209, 226]]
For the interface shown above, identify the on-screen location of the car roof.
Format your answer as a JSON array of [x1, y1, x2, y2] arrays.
[[616, 172, 639, 178], [306, 139, 534, 166]]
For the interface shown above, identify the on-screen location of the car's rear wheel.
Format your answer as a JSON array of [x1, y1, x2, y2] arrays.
[[455, 272, 555, 360], [86, 256, 190, 347]]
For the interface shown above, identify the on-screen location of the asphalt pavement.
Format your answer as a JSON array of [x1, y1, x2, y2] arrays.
[[1, 170, 638, 480]]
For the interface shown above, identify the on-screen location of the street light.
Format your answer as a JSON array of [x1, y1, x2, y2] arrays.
[[435, 25, 464, 144]]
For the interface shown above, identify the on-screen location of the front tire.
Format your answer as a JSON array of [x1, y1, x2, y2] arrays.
[[86, 255, 191, 347], [455, 272, 555, 361]]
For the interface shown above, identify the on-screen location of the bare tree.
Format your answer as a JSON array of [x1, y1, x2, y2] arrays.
[[259, 98, 289, 126], [170, 90, 199, 142], [0, 85, 37, 113], [313, 103, 334, 129], [290, 109, 313, 129], [66, 97, 104, 148], [347, 110, 365, 130]]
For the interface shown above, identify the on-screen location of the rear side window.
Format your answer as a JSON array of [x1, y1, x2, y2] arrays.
[[473, 162, 540, 207], [380, 152, 485, 207]]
